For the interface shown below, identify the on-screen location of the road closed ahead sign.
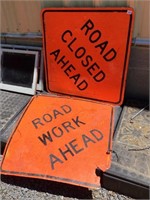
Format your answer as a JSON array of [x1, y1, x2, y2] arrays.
[[1, 95, 113, 188], [42, 8, 134, 105]]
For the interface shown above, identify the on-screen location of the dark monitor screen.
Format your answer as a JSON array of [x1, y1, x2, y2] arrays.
[[1, 52, 35, 87]]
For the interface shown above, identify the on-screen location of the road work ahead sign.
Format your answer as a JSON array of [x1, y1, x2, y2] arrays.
[[42, 8, 134, 105], [1, 95, 113, 188]]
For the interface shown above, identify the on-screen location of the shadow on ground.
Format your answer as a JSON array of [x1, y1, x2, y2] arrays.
[[1, 175, 93, 199]]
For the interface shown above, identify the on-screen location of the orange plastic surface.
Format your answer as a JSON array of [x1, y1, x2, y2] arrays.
[[42, 8, 134, 105], [1, 95, 113, 188]]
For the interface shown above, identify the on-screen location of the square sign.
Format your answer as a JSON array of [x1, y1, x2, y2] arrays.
[[42, 8, 134, 105], [1, 95, 113, 188]]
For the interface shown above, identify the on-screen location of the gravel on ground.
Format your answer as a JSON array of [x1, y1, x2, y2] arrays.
[[0, 175, 134, 200]]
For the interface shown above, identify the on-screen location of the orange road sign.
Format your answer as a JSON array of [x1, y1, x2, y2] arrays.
[[42, 8, 134, 105], [1, 95, 113, 188]]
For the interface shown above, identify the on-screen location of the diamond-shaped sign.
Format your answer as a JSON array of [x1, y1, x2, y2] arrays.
[[1, 95, 113, 188], [42, 8, 134, 105]]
